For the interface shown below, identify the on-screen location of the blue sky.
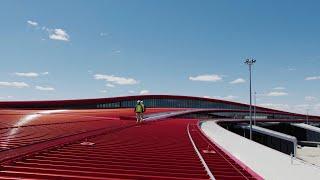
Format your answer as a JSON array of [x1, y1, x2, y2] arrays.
[[0, 0, 320, 115]]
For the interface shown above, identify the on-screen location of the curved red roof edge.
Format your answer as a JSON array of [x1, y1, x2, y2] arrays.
[[0, 94, 318, 119]]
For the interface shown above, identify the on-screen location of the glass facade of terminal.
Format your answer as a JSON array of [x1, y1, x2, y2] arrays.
[[94, 98, 303, 119], [96, 98, 249, 110]]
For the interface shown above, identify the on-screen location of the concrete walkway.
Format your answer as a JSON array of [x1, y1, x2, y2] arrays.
[[201, 120, 320, 180]]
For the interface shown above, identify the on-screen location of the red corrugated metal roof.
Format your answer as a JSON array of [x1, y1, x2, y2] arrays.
[[0, 109, 259, 179]]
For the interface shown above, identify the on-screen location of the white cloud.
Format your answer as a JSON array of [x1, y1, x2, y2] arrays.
[[211, 95, 222, 99], [223, 95, 238, 100], [305, 96, 317, 102], [189, 74, 222, 82], [113, 50, 121, 54], [35, 86, 55, 91], [0, 82, 29, 88], [49, 29, 70, 41], [258, 103, 320, 115], [27, 22, 70, 42], [94, 74, 138, 85], [140, 90, 149, 95], [294, 104, 310, 110], [273, 87, 285, 90], [259, 103, 290, 111], [314, 104, 320, 114], [42, 26, 47, 31], [0, 96, 13, 100], [99, 90, 107, 93], [305, 76, 320, 81], [15, 72, 39, 77], [106, 83, 115, 88], [14, 72, 49, 77], [230, 78, 245, 84], [128, 90, 135, 94], [211, 95, 237, 101], [100, 32, 109, 36], [288, 67, 296, 71], [266, 91, 288, 97], [27, 20, 38, 26]]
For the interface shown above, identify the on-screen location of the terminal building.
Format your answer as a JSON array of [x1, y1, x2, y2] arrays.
[[0, 95, 316, 120]]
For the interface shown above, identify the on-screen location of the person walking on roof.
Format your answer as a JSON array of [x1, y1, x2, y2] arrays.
[[135, 100, 143, 123], [140, 100, 146, 120]]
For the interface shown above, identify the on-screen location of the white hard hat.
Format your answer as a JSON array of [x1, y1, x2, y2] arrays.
[[140, 100, 144, 103], [137, 100, 141, 103]]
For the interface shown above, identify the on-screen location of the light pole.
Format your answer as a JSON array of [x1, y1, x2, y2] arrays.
[[254, 91, 257, 125], [245, 58, 256, 140]]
